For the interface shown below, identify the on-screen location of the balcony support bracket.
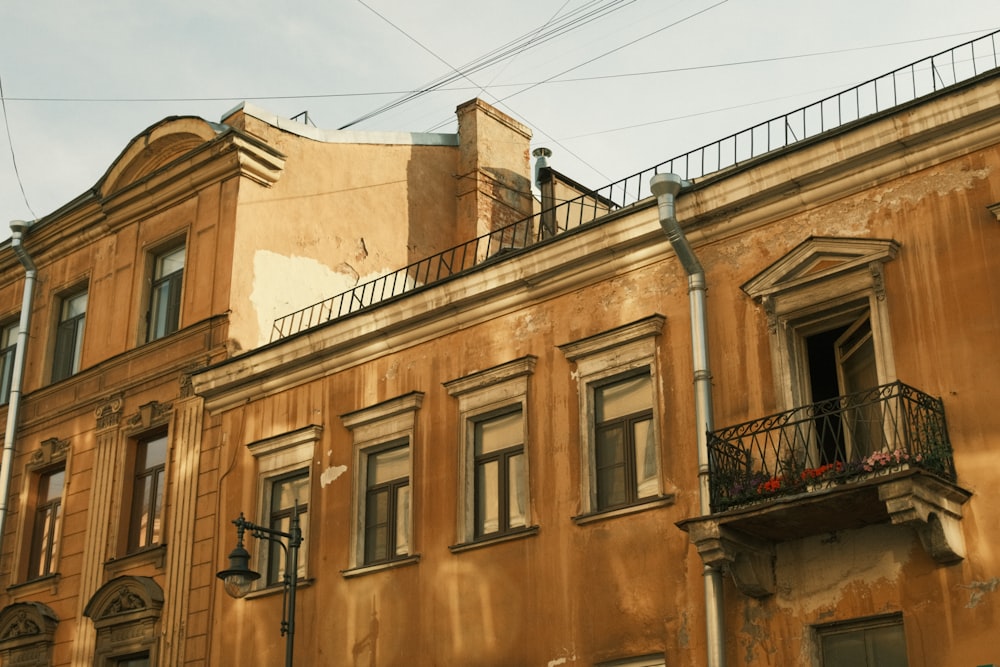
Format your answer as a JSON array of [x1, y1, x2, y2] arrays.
[[878, 475, 971, 564], [684, 521, 776, 598]]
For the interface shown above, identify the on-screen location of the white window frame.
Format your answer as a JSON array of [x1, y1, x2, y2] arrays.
[[444, 356, 536, 547], [559, 315, 667, 518], [247, 425, 320, 592], [341, 393, 423, 573]]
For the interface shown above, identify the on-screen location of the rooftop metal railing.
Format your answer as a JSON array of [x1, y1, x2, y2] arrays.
[[706, 381, 955, 513], [271, 29, 1000, 341]]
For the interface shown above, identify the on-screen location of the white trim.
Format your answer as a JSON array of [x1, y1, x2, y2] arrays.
[[248, 425, 320, 589], [444, 357, 536, 544], [341, 393, 423, 568], [558, 315, 666, 515]]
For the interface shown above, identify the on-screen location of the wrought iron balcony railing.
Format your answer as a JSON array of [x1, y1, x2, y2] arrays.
[[271, 30, 1000, 341], [707, 381, 955, 513]]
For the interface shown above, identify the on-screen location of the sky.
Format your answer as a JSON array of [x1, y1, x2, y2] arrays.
[[1, 0, 998, 231]]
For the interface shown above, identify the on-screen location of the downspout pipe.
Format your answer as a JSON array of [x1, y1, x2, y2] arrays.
[[650, 174, 726, 667], [0, 219, 37, 543]]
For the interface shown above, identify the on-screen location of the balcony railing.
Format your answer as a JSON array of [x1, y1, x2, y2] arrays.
[[707, 381, 955, 513], [271, 30, 1000, 341]]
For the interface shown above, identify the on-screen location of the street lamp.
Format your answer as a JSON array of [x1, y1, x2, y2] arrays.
[[216, 505, 303, 667]]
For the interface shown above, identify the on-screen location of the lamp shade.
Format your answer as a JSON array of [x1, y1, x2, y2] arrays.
[[216, 544, 261, 598]]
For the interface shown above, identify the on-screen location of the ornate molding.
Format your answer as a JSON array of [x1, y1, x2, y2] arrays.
[[125, 401, 173, 432], [869, 261, 887, 301], [682, 521, 776, 598], [0, 602, 58, 657], [29, 438, 69, 467], [95, 395, 124, 431], [879, 475, 971, 564], [84, 576, 164, 628]]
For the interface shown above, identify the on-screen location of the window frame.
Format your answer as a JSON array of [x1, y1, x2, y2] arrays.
[[362, 441, 411, 565], [51, 287, 88, 382], [815, 613, 908, 667], [247, 425, 319, 592], [341, 392, 423, 573], [593, 371, 657, 510], [444, 356, 536, 547], [145, 242, 185, 343], [0, 319, 19, 405], [264, 469, 310, 587], [126, 432, 168, 554], [27, 466, 66, 581], [559, 315, 666, 517]]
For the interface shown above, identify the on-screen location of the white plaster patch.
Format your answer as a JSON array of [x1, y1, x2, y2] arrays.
[[320, 464, 348, 488], [251, 249, 395, 347], [547, 659, 567, 667]]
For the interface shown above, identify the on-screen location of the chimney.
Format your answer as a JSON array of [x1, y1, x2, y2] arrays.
[[455, 99, 533, 241]]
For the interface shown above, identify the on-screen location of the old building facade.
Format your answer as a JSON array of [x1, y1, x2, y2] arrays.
[[190, 32, 1000, 667], [0, 31, 997, 667], [0, 98, 531, 665]]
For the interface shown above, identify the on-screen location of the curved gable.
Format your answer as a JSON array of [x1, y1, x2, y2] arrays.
[[100, 116, 225, 198]]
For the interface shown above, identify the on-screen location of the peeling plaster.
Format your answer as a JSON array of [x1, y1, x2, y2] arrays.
[[321, 464, 348, 488], [546, 649, 576, 667], [251, 249, 393, 347], [960, 577, 1000, 608]]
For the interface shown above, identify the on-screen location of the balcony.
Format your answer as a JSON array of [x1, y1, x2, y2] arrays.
[[678, 382, 971, 597]]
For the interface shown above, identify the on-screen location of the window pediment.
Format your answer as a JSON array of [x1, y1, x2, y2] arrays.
[[743, 237, 899, 304], [83, 576, 164, 628]]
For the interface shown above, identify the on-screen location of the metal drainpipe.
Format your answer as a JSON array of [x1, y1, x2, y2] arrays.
[[0, 220, 37, 543], [650, 174, 726, 667]]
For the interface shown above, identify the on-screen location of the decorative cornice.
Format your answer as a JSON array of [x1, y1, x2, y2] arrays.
[[125, 401, 173, 432], [443, 356, 537, 397], [30, 438, 69, 467]]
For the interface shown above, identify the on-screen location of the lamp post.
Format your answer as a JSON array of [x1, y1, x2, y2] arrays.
[[216, 505, 302, 667]]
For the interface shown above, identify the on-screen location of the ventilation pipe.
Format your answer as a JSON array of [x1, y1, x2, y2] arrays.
[[650, 174, 726, 667], [0, 220, 37, 542], [533, 147, 556, 238]]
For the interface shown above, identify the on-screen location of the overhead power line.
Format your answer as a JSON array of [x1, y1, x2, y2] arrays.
[[0, 31, 983, 106], [0, 71, 37, 220], [339, 0, 640, 129]]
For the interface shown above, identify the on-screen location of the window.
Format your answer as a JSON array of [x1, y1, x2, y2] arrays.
[[743, 238, 899, 465], [147, 245, 184, 342], [52, 289, 87, 382], [594, 373, 656, 509], [559, 315, 666, 516], [445, 357, 535, 546], [28, 468, 65, 579], [473, 410, 526, 537], [266, 470, 309, 586], [115, 654, 150, 667], [341, 392, 422, 572], [248, 425, 318, 589], [127, 434, 167, 552], [363, 444, 410, 564], [0, 321, 18, 404], [817, 615, 908, 667]]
